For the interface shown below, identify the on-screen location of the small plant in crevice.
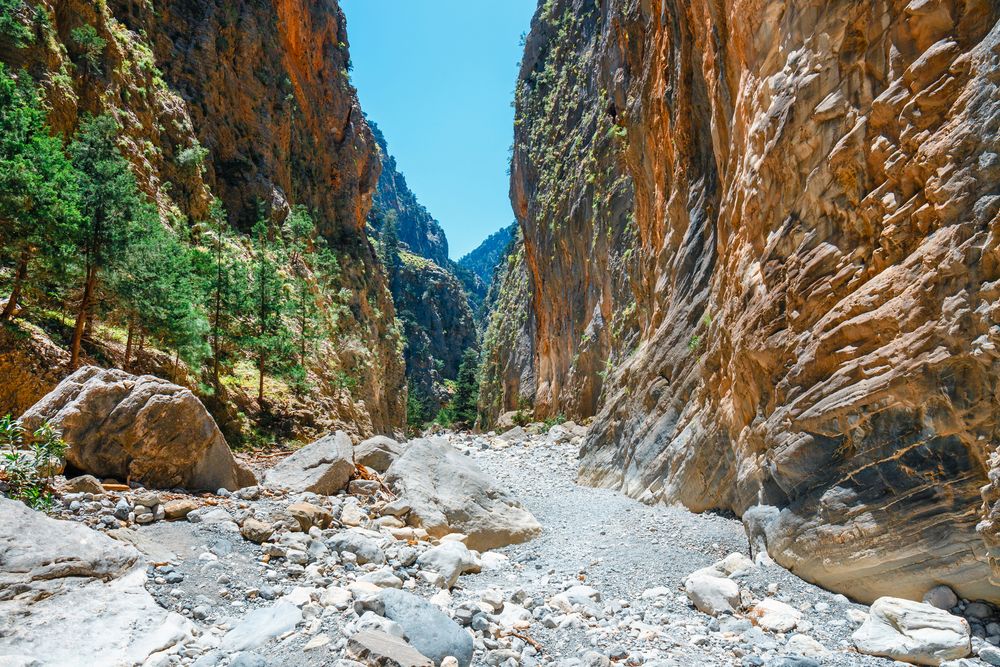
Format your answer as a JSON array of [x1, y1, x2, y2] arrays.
[[0, 414, 67, 510]]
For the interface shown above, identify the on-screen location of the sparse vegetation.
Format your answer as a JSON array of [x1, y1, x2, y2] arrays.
[[0, 415, 67, 510]]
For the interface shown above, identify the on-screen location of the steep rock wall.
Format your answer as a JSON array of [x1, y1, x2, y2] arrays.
[[504, 0, 1000, 603], [0, 0, 405, 436]]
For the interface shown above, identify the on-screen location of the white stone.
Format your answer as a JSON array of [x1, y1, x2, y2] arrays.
[[750, 598, 802, 633], [684, 574, 740, 617], [852, 597, 971, 665]]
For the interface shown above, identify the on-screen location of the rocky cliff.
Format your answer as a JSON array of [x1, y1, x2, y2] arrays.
[[495, 0, 1000, 603], [0, 0, 405, 436], [457, 222, 516, 323], [367, 125, 476, 416]]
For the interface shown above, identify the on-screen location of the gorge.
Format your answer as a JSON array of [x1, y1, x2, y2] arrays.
[[1, 0, 1000, 665]]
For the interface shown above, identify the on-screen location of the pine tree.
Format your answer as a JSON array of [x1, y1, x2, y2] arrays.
[[67, 114, 148, 368], [286, 206, 322, 383], [249, 212, 294, 407], [378, 210, 400, 278], [450, 347, 480, 427], [106, 212, 208, 370], [0, 64, 80, 321]]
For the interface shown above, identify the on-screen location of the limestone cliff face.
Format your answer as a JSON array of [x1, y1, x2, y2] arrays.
[[369, 122, 450, 267], [0, 0, 405, 436], [367, 125, 476, 413], [500, 0, 1000, 602]]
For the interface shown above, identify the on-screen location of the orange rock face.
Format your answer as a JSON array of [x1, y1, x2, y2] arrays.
[[498, 0, 1000, 602]]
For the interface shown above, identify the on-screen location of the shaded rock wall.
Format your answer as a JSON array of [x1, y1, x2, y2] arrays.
[[500, 0, 1000, 603]]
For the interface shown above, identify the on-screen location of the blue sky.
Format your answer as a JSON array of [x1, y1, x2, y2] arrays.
[[341, 0, 537, 259]]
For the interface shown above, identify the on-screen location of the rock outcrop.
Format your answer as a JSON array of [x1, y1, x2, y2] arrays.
[[21, 366, 254, 491], [0, 497, 194, 664], [263, 431, 355, 495], [384, 437, 542, 551], [0, 0, 405, 437], [492, 0, 1000, 603], [457, 222, 516, 321]]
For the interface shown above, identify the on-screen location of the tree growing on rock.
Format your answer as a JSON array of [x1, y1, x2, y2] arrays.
[[0, 64, 81, 322]]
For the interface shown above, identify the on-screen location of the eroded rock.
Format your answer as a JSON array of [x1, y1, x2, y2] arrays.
[[264, 431, 354, 495]]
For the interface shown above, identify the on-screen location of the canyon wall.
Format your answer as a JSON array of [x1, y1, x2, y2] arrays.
[[367, 123, 476, 414], [496, 0, 1000, 603], [0, 0, 405, 436]]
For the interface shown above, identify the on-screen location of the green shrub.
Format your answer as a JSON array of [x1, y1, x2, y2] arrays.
[[176, 142, 209, 174], [0, 414, 67, 510], [70, 25, 106, 74], [0, 0, 32, 46]]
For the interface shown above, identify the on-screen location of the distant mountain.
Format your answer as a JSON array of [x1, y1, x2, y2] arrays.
[[368, 121, 450, 267], [458, 223, 517, 321], [459, 223, 516, 287]]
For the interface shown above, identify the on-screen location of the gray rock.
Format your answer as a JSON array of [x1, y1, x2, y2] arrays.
[[685, 573, 740, 616], [220, 600, 303, 652], [384, 438, 542, 550], [264, 432, 355, 494], [923, 585, 960, 611], [375, 589, 474, 667], [416, 541, 481, 588], [347, 629, 433, 667], [355, 436, 405, 472], [981, 645, 1000, 666], [21, 366, 254, 491], [328, 530, 386, 565], [0, 497, 193, 664], [230, 653, 269, 667]]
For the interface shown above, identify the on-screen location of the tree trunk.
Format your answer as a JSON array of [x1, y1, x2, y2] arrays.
[[70, 266, 98, 369], [258, 353, 265, 407], [123, 319, 135, 371], [1, 248, 30, 322]]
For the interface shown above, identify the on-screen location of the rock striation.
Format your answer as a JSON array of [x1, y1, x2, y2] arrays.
[[492, 0, 1000, 603]]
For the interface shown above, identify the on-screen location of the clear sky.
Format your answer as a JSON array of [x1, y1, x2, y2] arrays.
[[341, 0, 537, 259]]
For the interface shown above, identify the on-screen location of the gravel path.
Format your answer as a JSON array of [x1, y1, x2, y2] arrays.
[[449, 430, 894, 666]]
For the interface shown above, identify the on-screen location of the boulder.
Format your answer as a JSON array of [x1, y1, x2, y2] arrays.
[[241, 518, 275, 544], [355, 436, 405, 472], [347, 630, 433, 667], [328, 530, 386, 565], [416, 541, 481, 588], [20, 366, 254, 491], [749, 599, 802, 633], [287, 502, 333, 531], [0, 497, 193, 663], [852, 597, 971, 665], [264, 431, 354, 495], [163, 498, 199, 520], [684, 573, 740, 616], [384, 438, 542, 550], [62, 474, 105, 495], [370, 589, 474, 667], [923, 585, 960, 611]]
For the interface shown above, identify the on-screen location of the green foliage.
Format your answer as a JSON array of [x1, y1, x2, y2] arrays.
[[687, 334, 701, 352], [377, 210, 400, 276], [449, 347, 480, 427], [175, 141, 209, 174], [406, 384, 434, 429], [543, 413, 566, 428], [0, 414, 67, 510], [70, 25, 106, 75], [0, 0, 32, 47], [249, 212, 296, 404], [0, 63, 81, 320]]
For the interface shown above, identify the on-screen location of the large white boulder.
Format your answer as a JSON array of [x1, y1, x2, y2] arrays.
[[264, 431, 355, 494], [20, 366, 254, 491], [0, 497, 193, 664], [384, 437, 542, 550], [852, 597, 971, 665]]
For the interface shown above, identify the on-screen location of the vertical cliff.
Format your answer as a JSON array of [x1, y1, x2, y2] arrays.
[[497, 0, 1000, 603], [366, 123, 477, 417], [0, 0, 405, 436]]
